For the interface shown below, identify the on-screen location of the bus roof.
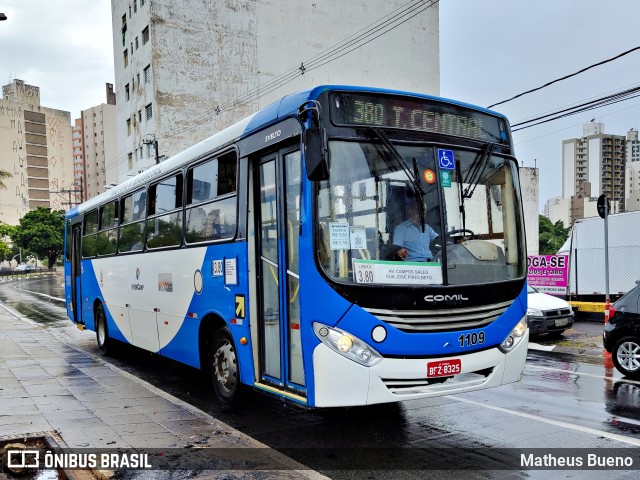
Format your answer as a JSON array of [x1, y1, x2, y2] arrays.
[[68, 85, 507, 218]]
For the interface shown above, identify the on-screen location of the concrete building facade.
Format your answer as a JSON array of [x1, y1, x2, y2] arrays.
[[0, 79, 73, 225], [111, 0, 440, 183], [519, 167, 539, 255], [544, 197, 570, 227]]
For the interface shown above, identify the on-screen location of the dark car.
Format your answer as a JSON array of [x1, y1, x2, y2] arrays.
[[603, 281, 640, 379]]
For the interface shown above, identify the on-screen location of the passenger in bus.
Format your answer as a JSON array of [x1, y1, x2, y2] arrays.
[[391, 202, 439, 262]]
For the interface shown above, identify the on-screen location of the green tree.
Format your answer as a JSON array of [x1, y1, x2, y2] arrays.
[[538, 215, 570, 255], [0, 169, 11, 189], [0, 222, 16, 262], [11, 208, 65, 268]]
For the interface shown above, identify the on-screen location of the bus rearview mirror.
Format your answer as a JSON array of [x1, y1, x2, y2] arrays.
[[304, 127, 329, 181]]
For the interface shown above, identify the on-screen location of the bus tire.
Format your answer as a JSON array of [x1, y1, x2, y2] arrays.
[[209, 326, 240, 408], [95, 303, 112, 355]]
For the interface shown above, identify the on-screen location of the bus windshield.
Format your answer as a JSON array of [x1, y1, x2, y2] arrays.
[[317, 139, 526, 286]]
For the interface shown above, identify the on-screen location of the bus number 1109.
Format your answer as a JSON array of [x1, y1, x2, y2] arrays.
[[458, 332, 485, 348]]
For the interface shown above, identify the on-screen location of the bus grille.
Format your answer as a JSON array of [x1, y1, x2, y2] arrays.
[[363, 301, 511, 333], [382, 370, 493, 396]]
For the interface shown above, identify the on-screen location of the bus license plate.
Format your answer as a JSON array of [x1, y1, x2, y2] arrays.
[[427, 359, 461, 378]]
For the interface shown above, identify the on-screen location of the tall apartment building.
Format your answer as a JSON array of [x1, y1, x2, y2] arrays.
[[0, 79, 73, 225], [72, 119, 84, 205], [78, 84, 118, 200], [561, 121, 626, 222], [111, 0, 439, 183], [625, 128, 640, 211]]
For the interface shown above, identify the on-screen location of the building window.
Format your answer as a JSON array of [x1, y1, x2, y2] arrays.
[[134, 0, 137, 13], [137, 73, 140, 86], [128, 153, 133, 170], [135, 37, 139, 50], [123, 49, 128, 67], [138, 110, 142, 123], [144, 65, 151, 83], [131, 42, 134, 56], [141, 0, 145, 6], [145, 103, 153, 121], [127, 118, 131, 136], [125, 84, 130, 101], [142, 26, 149, 45]]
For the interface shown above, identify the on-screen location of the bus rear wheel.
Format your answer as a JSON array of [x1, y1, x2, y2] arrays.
[[209, 326, 240, 408], [95, 303, 112, 355]]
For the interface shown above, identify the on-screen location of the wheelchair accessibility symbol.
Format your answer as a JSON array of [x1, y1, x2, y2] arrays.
[[438, 149, 455, 170]]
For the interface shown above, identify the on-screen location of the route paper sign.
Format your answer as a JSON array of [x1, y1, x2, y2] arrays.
[[329, 222, 350, 250], [353, 259, 442, 285]]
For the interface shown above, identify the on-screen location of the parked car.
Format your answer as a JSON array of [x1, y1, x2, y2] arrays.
[[526, 285, 575, 337], [15, 263, 35, 271], [604, 281, 640, 379]]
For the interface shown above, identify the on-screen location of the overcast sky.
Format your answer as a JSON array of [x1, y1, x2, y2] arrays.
[[1, 0, 639, 212]]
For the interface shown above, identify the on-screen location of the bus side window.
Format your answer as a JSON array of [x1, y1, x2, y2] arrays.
[[147, 174, 183, 249], [82, 209, 98, 258], [119, 189, 146, 252], [97, 200, 119, 256], [185, 151, 238, 244]]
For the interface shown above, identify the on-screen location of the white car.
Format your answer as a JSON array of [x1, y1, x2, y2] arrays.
[[526, 285, 575, 337], [15, 263, 35, 271]]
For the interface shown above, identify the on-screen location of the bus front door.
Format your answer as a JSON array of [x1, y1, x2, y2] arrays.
[[71, 223, 83, 324], [254, 149, 305, 399]]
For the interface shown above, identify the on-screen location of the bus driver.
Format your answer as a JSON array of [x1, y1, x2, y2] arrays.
[[392, 202, 439, 262]]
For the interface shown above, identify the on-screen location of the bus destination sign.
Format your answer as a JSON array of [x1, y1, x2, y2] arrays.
[[330, 92, 509, 144]]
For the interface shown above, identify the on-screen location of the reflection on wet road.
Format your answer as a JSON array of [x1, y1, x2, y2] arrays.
[[0, 276, 67, 325], [3, 276, 640, 478]]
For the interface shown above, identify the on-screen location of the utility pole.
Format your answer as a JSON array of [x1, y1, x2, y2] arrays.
[[143, 136, 160, 164], [52, 179, 84, 209]]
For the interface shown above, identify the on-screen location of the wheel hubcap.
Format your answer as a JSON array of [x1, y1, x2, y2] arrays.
[[617, 341, 640, 372], [214, 340, 237, 393]]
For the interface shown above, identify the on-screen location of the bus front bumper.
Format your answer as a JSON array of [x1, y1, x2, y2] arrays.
[[312, 330, 528, 407]]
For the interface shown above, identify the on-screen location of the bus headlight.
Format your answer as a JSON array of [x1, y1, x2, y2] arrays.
[[499, 319, 527, 353], [313, 323, 382, 366]]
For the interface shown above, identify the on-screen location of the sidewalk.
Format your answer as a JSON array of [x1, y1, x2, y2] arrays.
[[0, 302, 325, 479]]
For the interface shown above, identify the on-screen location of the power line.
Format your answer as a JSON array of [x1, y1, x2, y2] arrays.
[[512, 86, 640, 131], [487, 45, 640, 109]]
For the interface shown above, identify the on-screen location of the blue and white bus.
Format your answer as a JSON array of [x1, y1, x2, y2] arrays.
[[64, 85, 528, 408]]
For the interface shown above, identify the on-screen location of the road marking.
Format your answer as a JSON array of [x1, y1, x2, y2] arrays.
[[526, 364, 640, 386], [448, 395, 640, 447]]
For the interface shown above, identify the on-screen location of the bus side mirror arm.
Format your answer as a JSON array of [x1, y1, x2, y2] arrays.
[[298, 100, 329, 181]]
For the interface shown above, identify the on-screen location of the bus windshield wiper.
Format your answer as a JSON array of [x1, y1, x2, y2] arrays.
[[462, 142, 495, 199], [369, 127, 425, 197]]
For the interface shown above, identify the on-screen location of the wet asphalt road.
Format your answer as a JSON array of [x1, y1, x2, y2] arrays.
[[2, 275, 640, 479]]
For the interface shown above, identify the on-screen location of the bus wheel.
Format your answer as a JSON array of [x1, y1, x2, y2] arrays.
[[210, 326, 239, 407], [95, 303, 112, 355]]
